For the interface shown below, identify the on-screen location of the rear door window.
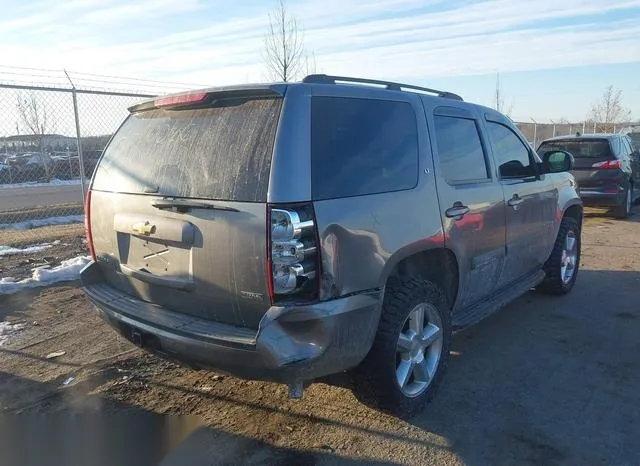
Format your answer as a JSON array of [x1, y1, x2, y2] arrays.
[[433, 115, 489, 183], [92, 98, 283, 202], [311, 97, 419, 200]]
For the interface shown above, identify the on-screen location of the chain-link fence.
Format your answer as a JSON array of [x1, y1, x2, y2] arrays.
[[0, 81, 154, 276]]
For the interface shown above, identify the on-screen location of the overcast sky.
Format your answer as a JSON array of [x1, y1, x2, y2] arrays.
[[0, 0, 639, 127]]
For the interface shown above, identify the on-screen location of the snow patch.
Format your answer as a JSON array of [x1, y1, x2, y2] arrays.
[[0, 321, 26, 346], [0, 255, 91, 295], [0, 243, 55, 257], [0, 179, 82, 189], [0, 215, 85, 230]]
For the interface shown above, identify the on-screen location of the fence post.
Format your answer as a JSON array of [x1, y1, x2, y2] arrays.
[[593, 121, 596, 133], [529, 118, 537, 148], [65, 71, 87, 206], [582, 121, 586, 134]]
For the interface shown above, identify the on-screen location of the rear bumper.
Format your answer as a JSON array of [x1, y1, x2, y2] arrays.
[[579, 188, 626, 207], [81, 262, 381, 383]]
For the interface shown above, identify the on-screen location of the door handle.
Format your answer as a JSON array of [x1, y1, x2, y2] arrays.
[[445, 202, 470, 219], [508, 195, 524, 207], [120, 265, 195, 291]]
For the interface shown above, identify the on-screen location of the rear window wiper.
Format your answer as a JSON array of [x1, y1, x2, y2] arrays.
[[151, 199, 239, 213]]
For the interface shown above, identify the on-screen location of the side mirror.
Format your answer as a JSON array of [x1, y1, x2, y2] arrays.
[[542, 150, 574, 173]]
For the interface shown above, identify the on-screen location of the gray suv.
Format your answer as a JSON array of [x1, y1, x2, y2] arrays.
[[81, 74, 582, 416], [538, 133, 639, 218]]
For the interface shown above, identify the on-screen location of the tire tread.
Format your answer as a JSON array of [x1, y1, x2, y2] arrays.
[[352, 277, 451, 417], [539, 216, 581, 295]]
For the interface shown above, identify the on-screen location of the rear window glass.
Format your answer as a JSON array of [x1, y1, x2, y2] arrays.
[[538, 139, 611, 159], [92, 98, 282, 202], [311, 97, 419, 200]]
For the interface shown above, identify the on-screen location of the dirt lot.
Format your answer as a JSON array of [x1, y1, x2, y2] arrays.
[[1, 204, 85, 280], [1, 210, 639, 465], [0, 223, 86, 280]]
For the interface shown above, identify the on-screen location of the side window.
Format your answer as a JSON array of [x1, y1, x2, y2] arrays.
[[486, 121, 536, 179], [433, 115, 489, 183], [311, 97, 419, 200]]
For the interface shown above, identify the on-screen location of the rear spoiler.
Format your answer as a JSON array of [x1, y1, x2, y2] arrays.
[[128, 84, 287, 113]]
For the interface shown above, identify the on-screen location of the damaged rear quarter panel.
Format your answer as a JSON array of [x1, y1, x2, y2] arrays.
[[314, 184, 445, 301], [308, 87, 446, 303]]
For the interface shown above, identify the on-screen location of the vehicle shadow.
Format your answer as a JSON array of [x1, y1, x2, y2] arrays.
[[408, 268, 640, 465], [0, 370, 398, 466], [319, 269, 640, 465], [583, 204, 640, 222], [2, 269, 639, 465]]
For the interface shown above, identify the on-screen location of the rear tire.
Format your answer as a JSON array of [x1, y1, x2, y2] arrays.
[[352, 277, 451, 418], [539, 216, 581, 295], [613, 185, 632, 219]]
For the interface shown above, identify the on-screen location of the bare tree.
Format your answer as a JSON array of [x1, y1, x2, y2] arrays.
[[16, 91, 56, 178], [589, 86, 632, 133], [264, 0, 305, 82], [494, 72, 513, 117]]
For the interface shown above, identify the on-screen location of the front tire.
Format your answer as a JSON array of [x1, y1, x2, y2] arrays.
[[352, 277, 451, 417], [539, 216, 581, 295]]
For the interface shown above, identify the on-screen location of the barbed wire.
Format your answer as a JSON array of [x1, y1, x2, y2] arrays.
[[0, 65, 211, 96]]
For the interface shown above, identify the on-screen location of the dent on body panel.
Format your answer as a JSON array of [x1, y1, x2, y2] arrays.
[[315, 189, 443, 299]]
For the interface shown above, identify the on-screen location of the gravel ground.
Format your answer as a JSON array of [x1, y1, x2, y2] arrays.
[[1, 210, 639, 465]]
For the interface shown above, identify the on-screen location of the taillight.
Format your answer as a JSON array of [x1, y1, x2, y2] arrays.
[[84, 190, 97, 261], [154, 92, 207, 109], [592, 160, 622, 169], [267, 204, 320, 303]]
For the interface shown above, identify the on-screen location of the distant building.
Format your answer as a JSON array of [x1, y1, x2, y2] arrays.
[[0, 134, 77, 152]]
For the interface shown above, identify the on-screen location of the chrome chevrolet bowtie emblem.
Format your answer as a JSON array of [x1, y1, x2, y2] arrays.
[[132, 221, 156, 236]]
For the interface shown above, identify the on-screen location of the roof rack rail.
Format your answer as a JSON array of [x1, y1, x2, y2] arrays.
[[302, 74, 463, 101]]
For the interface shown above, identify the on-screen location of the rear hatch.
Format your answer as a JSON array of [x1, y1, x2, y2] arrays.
[[538, 138, 618, 189], [88, 89, 284, 329]]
